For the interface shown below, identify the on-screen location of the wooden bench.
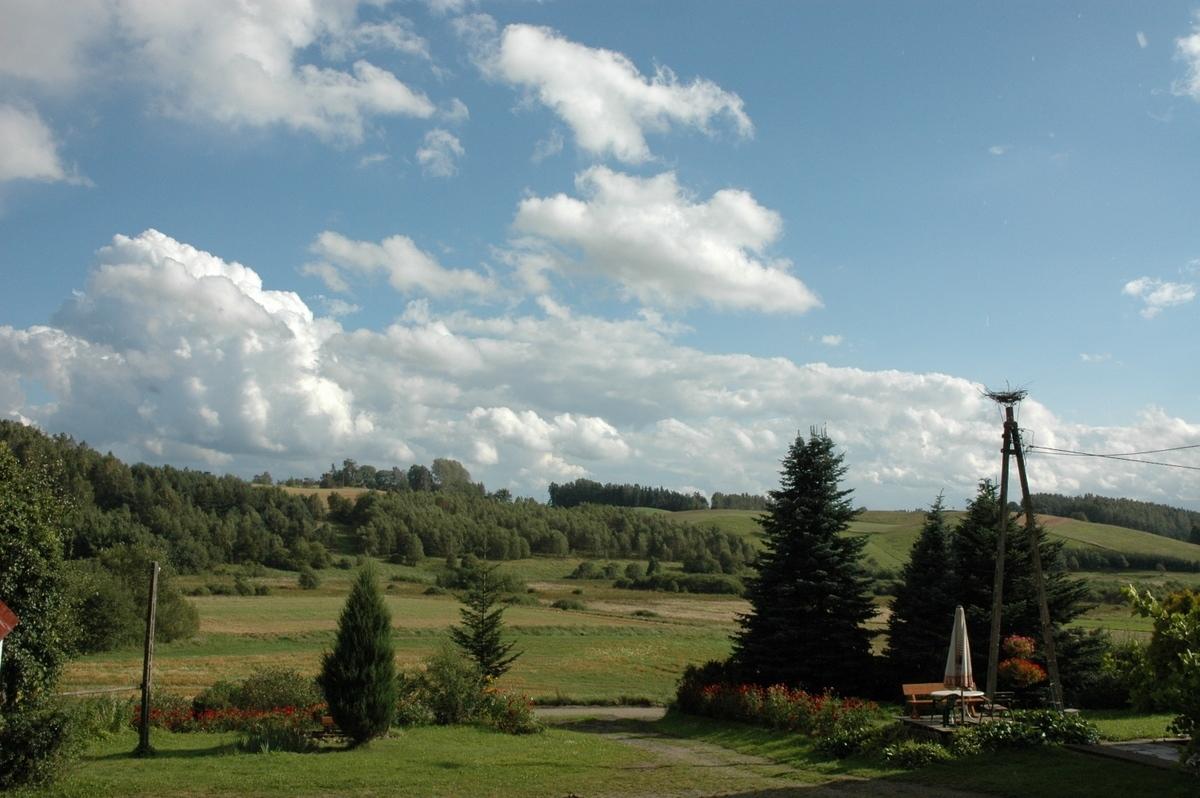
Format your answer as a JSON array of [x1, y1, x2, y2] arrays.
[[902, 682, 947, 719]]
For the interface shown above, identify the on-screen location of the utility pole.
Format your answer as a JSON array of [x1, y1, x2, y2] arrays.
[[983, 390, 1063, 708], [134, 561, 160, 757], [985, 412, 1013, 699]]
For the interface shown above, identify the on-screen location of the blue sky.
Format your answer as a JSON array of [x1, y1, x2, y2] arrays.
[[1, 1, 1198, 508]]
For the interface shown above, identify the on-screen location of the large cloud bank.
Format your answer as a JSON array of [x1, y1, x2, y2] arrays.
[[2, 231, 1197, 508]]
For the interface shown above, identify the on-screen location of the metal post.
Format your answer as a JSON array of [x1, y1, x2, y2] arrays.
[[985, 410, 1014, 699], [135, 561, 160, 756], [1011, 426, 1064, 709]]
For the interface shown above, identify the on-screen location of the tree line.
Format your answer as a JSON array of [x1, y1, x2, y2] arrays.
[[547, 478, 709, 511], [1025, 492, 1200, 543], [331, 488, 757, 569]]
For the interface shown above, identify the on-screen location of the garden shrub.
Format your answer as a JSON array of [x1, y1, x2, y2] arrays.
[[394, 672, 435, 727], [882, 740, 952, 768], [0, 701, 79, 790], [481, 691, 542, 735], [68, 695, 136, 739], [421, 646, 485, 725], [953, 710, 1098, 753], [237, 714, 318, 753], [192, 680, 240, 713], [238, 667, 322, 711]]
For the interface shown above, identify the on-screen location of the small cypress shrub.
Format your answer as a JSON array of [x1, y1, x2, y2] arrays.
[[318, 566, 396, 746]]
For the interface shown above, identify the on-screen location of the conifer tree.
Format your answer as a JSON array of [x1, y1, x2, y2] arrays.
[[449, 563, 519, 680], [949, 480, 1090, 677], [318, 566, 396, 746], [886, 494, 958, 679], [731, 429, 875, 693]]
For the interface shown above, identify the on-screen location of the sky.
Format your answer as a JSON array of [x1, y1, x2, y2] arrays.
[[1, 0, 1198, 509]]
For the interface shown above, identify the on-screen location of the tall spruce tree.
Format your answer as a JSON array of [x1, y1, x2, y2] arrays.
[[949, 480, 1090, 678], [449, 563, 519, 680], [886, 494, 959, 679], [318, 566, 396, 746], [731, 429, 875, 693]]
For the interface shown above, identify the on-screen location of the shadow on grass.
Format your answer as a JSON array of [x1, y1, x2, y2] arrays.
[[87, 741, 240, 761]]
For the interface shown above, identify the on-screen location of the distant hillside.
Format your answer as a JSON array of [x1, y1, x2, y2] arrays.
[[1025, 492, 1200, 542], [670, 508, 1200, 574]]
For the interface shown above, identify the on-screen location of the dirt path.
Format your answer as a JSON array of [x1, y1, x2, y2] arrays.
[[539, 711, 985, 798]]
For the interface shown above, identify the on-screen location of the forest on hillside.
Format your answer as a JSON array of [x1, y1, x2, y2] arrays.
[[1027, 492, 1200, 542], [0, 421, 754, 575]]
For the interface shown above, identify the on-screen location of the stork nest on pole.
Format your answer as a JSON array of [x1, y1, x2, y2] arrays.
[[984, 388, 1027, 406]]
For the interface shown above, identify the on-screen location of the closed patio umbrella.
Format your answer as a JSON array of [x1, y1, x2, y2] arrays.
[[944, 605, 975, 689]]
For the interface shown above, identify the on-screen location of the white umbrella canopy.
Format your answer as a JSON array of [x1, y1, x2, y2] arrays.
[[944, 605, 975, 689]]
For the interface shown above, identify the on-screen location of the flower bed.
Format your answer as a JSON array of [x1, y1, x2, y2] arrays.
[[132, 697, 326, 734]]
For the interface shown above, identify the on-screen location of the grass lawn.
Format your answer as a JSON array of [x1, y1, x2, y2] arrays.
[[1084, 708, 1179, 740], [652, 712, 1200, 798], [21, 726, 785, 798]]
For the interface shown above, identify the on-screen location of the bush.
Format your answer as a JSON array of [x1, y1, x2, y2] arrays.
[[237, 714, 318, 753], [0, 701, 79, 790], [298, 566, 321, 590], [192, 680, 240, 714], [254, 584, 271, 596], [552, 598, 585, 610], [68, 695, 136, 739], [237, 667, 322, 711], [882, 740, 953, 768], [481, 691, 542, 735], [394, 672, 435, 727], [234, 576, 254, 596], [421, 646, 484, 725], [423, 585, 448, 596], [954, 710, 1099, 753]]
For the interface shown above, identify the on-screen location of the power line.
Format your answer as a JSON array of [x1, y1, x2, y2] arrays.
[[1026, 444, 1200, 472], [1029, 442, 1200, 457]]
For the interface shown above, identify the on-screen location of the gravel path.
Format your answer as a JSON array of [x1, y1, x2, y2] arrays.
[[537, 711, 985, 798]]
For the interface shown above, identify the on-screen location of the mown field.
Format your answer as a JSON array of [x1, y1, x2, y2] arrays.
[[62, 557, 742, 703], [63, 506, 1200, 698]]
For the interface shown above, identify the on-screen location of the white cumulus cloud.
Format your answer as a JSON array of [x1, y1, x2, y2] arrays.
[[306, 230, 494, 297], [511, 166, 820, 313], [0, 104, 89, 185], [416, 129, 465, 177], [2, 232, 1198, 506], [0, 1, 436, 143], [1123, 276, 1196, 318], [476, 22, 752, 163]]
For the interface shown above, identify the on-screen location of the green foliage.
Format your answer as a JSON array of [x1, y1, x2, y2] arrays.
[[237, 714, 318, 754], [449, 563, 520, 680], [67, 695, 137, 739], [1028, 492, 1200, 543], [615, 572, 745, 594], [732, 429, 875, 693], [235, 666, 322, 711], [887, 494, 957, 680], [318, 567, 396, 746], [948, 480, 1090, 683], [1126, 586, 1200, 756], [882, 739, 953, 768], [0, 700, 79, 790], [549, 479, 709, 511], [0, 421, 329, 575], [298, 565, 321, 590], [710, 492, 769, 510], [481, 692, 542, 735], [0, 441, 74, 720], [419, 645, 485, 725], [952, 709, 1099, 754], [551, 598, 586, 610]]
